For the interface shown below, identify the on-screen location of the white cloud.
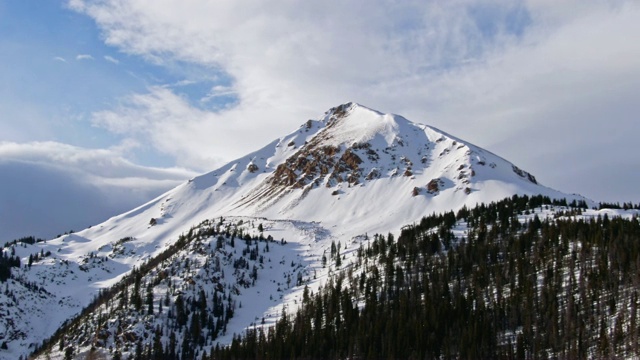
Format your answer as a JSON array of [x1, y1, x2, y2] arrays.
[[72, 0, 640, 202], [76, 54, 94, 60], [91, 86, 248, 170], [200, 85, 235, 103], [53, 56, 67, 62], [104, 55, 119, 64], [83, 1, 527, 169], [0, 141, 197, 240], [0, 141, 196, 182]]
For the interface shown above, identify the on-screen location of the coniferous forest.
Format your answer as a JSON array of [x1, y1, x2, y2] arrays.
[[213, 195, 640, 359], [26, 195, 640, 359]]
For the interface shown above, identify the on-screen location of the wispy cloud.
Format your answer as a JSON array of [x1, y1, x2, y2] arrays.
[[0, 141, 196, 182], [76, 54, 94, 60], [53, 56, 67, 63], [73, 0, 640, 202], [200, 85, 235, 103], [91, 86, 232, 170], [104, 55, 119, 64], [172, 79, 197, 87], [0, 141, 197, 240], [82, 1, 536, 169]]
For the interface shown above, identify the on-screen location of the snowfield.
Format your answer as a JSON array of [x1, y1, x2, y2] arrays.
[[0, 103, 600, 359]]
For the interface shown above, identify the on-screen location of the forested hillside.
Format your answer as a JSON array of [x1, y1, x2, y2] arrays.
[[214, 195, 640, 359], [29, 218, 308, 360]]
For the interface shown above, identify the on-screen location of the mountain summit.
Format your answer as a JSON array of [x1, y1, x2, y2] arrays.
[[150, 102, 572, 237]]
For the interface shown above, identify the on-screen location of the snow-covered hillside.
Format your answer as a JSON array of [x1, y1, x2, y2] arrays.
[[0, 102, 592, 359]]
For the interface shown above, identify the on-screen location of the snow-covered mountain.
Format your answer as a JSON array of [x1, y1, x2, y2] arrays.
[[1, 102, 590, 359], [95, 102, 580, 240]]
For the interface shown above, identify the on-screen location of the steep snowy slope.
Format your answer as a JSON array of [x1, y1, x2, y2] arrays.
[[0, 102, 590, 359], [90, 102, 581, 241]]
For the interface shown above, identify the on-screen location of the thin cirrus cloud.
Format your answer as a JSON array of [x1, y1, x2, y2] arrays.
[[76, 54, 94, 60], [70, 0, 640, 203], [0, 141, 196, 186], [104, 55, 119, 64]]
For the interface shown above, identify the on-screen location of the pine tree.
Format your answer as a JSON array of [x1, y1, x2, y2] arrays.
[[146, 285, 154, 315]]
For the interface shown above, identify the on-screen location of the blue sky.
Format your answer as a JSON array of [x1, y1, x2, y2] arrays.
[[0, 0, 234, 166], [2, 2, 129, 154], [1, 0, 639, 240]]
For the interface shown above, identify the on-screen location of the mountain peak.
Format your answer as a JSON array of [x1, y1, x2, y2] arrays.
[[216, 102, 568, 224], [324, 101, 358, 116], [323, 102, 387, 125], [316, 103, 404, 149], [92, 101, 579, 237]]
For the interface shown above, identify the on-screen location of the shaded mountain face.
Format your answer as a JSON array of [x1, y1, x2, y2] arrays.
[[2, 102, 587, 360]]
